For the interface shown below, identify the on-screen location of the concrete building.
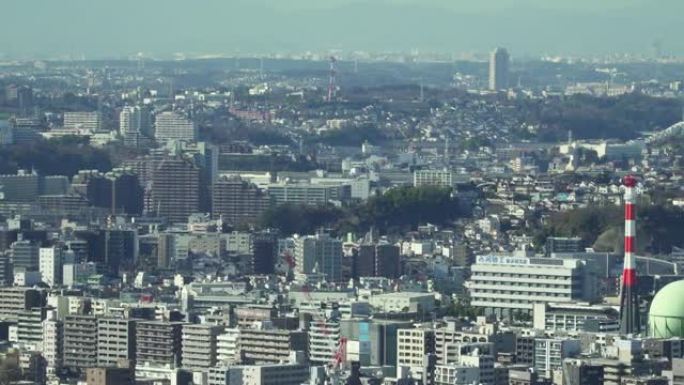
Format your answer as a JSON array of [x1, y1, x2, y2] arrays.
[[154, 111, 197, 143], [63, 314, 98, 371], [368, 292, 435, 315], [340, 319, 412, 367], [39, 246, 63, 287], [97, 318, 136, 367], [11, 239, 39, 271], [63, 111, 102, 131], [397, 328, 435, 380], [181, 323, 223, 369], [266, 183, 349, 205], [239, 327, 307, 365], [533, 337, 581, 379], [467, 255, 598, 318], [147, 156, 201, 223], [309, 317, 341, 366], [212, 176, 272, 226], [217, 328, 240, 364], [0, 287, 45, 321], [42, 310, 63, 377], [562, 359, 604, 385], [532, 302, 619, 332], [0, 171, 40, 202], [17, 307, 46, 350], [227, 364, 309, 385], [86, 366, 135, 385], [294, 233, 342, 282], [136, 321, 183, 367], [488, 48, 509, 91], [413, 169, 455, 188]]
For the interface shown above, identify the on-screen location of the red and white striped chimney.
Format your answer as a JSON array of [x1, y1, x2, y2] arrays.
[[619, 174, 640, 335]]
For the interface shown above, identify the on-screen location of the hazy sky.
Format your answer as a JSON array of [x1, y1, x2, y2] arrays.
[[2, 0, 682, 59]]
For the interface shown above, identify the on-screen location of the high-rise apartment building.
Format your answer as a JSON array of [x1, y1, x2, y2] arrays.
[[0, 287, 45, 321], [43, 310, 63, 377], [239, 327, 307, 365], [308, 318, 341, 366], [63, 315, 98, 371], [181, 323, 224, 369], [212, 176, 272, 226], [17, 307, 47, 350], [488, 48, 510, 91], [154, 111, 197, 143], [147, 156, 200, 223], [120, 106, 152, 147], [39, 247, 63, 287], [217, 328, 240, 365], [294, 234, 342, 282], [136, 321, 184, 367], [97, 318, 136, 368]]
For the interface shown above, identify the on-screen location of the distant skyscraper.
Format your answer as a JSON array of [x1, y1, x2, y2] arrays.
[[154, 111, 197, 143], [488, 48, 510, 91]]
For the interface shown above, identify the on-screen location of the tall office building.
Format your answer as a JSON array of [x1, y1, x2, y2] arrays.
[[154, 111, 197, 143], [212, 176, 272, 226], [294, 234, 343, 282], [39, 247, 63, 287], [147, 156, 201, 223], [488, 48, 510, 91], [63, 111, 102, 132], [63, 315, 98, 371]]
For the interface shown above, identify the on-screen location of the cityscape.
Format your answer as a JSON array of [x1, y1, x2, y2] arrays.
[[2, 2, 684, 385]]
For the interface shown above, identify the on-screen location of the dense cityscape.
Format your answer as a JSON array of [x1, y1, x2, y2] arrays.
[[2, 5, 684, 385]]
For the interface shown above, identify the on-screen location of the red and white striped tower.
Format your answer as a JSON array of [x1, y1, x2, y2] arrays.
[[619, 175, 641, 335]]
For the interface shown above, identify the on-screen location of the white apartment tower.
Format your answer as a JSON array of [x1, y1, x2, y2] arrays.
[[39, 247, 63, 287]]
